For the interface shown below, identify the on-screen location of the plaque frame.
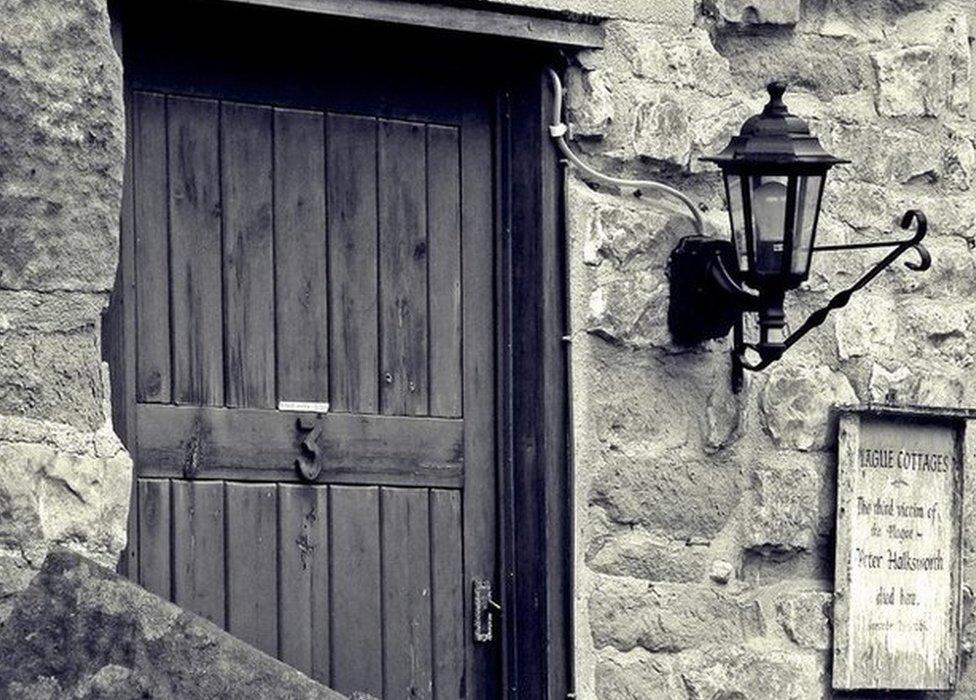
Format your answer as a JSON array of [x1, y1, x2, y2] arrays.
[[833, 404, 976, 691]]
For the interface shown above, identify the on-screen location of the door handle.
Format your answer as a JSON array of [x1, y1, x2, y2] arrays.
[[473, 579, 501, 643]]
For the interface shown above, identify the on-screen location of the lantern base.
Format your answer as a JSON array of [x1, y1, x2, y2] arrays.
[[666, 236, 750, 346]]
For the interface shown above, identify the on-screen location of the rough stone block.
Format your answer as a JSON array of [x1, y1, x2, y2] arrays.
[[900, 297, 973, 364], [0, 291, 109, 433], [0, 397, 130, 621], [589, 577, 753, 652], [745, 453, 825, 554], [776, 590, 832, 650], [872, 13, 970, 119], [868, 364, 915, 404], [706, 0, 801, 26], [0, 0, 124, 291], [613, 24, 734, 97], [710, 560, 735, 584], [594, 648, 685, 698], [595, 644, 824, 699], [632, 96, 692, 167], [760, 364, 857, 451], [582, 199, 698, 349], [822, 180, 896, 239], [703, 379, 743, 451], [678, 645, 824, 699], [586, 516, 712, 583], [590, 449, 743, 541], [916, 373, 966, 408], [0, 328, 106, 432], [825, 122, 956, 187], [874, 45, 942, 117], [713, 34, 875, 98], [0, 550, 347, 698], [566, 68, 614, 138], [834, 293, 897, 361]]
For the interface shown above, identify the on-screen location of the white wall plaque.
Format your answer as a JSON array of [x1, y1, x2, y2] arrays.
[[833, 407, 966, 690], [277, 400, 330, 414]]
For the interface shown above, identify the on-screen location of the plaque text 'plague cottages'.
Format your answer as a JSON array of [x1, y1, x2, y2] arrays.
[[833, 409, 964, 690]]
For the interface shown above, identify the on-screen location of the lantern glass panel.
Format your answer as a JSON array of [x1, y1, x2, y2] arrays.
[[790, 174, 824, 277], [749, 175, 789, 274], [723, 174, 748, 271]]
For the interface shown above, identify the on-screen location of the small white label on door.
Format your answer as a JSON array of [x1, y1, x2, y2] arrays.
[[277, 400, 330, 414]]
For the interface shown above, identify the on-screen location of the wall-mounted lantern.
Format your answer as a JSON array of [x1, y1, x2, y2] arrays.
[[545, 73, 930, 392], [667, 82, 930, 390]]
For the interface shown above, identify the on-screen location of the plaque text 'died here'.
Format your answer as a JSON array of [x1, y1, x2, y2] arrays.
[[834, 412, 963, 690]]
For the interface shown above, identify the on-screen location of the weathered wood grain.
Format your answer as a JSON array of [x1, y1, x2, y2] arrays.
[[132, 91, 172, 404], [426, 125, 462, 419], [136, 478, 170, 599], [378, 118, 428, 417], [459, 106, 496, 693], [172, 480, 225, 627], [278, 484, 330, 680], [274, 108, 329, 405], [226, 482, 279, 657], [382, 487, 433, 699], [168, 96, 224, 406], [327, 114, 378, 414], [135, 404, 463, 486], [330, 486, 383, 697], [221, 102, 276, 409], [430, 489, 464, 699]]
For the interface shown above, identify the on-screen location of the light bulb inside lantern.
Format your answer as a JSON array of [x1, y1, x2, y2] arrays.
[[753, 179, 788, 273]]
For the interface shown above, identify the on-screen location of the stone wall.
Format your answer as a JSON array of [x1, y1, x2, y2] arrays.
[[0, 0, 129, 619], [536, 0, 976, 696]]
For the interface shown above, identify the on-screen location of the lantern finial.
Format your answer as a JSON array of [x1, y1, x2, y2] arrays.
[[763, 81, 788, 116]]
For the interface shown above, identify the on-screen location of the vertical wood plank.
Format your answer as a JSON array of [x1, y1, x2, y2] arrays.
[[310, 492, 332, 686], [278, 484, 330, 680], [327, 114, 378, 414], [426, 126, 463, 419], [221, 102, 275, 409], [381, 488, 433, 699], [460, 108, 498, 697], [430, 489, 464, 699], [132, 91, 172, 403], [226, 482, 279, 657], [172, 480, 225, 627], [330, 486, 383, 698], [168, 96, 224, 406], [378, 119, 429, 417], [137, 478, 171, 600], [274, 108, 328, 404]]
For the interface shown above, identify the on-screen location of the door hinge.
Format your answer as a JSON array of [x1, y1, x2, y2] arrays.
[[473, 579, 501, 643]]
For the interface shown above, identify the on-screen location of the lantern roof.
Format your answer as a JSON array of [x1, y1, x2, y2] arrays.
[[702, 82, 849, 169]]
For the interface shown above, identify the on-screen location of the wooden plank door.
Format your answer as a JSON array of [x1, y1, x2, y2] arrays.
[[113, 34, 498, 698]]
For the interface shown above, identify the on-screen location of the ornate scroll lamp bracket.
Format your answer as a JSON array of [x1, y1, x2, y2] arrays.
[[729, 209, 930, 389]]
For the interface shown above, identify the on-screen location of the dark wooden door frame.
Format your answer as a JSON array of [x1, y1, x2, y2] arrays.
[[494, 67, 573, 699], [105, 2, 576, 696]]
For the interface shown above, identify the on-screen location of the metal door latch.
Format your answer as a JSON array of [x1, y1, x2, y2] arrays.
[[473, 579, 501, 643]]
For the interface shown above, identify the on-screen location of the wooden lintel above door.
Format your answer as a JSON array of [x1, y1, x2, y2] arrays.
[[218, 0, 605, 48]]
